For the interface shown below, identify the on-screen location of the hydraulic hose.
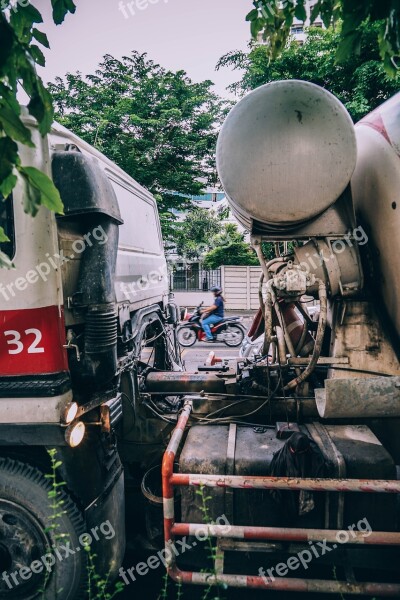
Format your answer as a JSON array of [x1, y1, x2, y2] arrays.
[[284, 279, 327, 391], [257, 256, 286, 357], [262, 284, 274, 356], [275, 326, 287, 365], [294, 316, 309, 355]]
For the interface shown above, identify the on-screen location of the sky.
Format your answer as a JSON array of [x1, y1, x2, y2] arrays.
[[35, 0, 254, 98]]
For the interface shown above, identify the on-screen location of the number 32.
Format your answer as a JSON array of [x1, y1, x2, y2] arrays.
[[4, 329, 45, 355]]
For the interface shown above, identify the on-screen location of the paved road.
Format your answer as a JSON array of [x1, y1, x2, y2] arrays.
[[179, 313, 253, 372], [181, 341, 241, 371]]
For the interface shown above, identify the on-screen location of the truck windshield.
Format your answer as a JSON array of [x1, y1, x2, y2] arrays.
[[0, 195, 15, 259]]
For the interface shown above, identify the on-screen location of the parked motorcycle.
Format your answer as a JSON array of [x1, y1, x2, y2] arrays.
[[177, 302, 245, 347]]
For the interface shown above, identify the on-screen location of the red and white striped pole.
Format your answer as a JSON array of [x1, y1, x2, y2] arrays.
[[170, 473, 400, 494], [162, 404, 400, 595], [171, 523, 400, 546], [162, 400, 192, 570]]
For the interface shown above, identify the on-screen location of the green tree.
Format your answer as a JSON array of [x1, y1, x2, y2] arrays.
[[218, 23, 400, 121], [2, 0, 400, 245], [202, 224, 258, 269], [203, 242, 259, 269], [214, 223, 245, 246], [48, 53, 228, 241], [175, 207, 222, 262], [0, 1, 75, 244], [246, 0, 400, 75]]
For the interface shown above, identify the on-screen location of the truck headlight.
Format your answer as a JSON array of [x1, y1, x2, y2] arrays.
[[63, 402, 78, 425], [65, 421, 85, 448]]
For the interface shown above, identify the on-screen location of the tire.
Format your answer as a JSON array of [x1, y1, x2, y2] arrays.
[[177, 326, 197, 347], [0, 458, 87, 600], [224, 324, 245, 347]]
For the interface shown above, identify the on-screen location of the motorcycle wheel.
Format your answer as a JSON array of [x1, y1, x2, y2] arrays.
[[224, 324, 245, 347], [177, 326, 197, 347]]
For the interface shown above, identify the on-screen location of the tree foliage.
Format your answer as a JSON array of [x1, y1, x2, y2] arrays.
[[246, 0, 400, 75], [203, 242, 260, 269], [218, 23, 400, 121], [174, 207, 223, 261], [0, 0, 74, 255], [203, 224, 260, 269], [174, 216, 267, 267], [48, 53, 228, 241]]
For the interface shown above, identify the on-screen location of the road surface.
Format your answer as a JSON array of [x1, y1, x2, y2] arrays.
[[180, 341, 241, 371]]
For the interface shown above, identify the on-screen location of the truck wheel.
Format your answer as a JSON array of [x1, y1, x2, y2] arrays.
[[0, 457, 87, 600]]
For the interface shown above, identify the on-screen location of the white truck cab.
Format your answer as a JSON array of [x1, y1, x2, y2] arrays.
[[0, 117, 180, 599]]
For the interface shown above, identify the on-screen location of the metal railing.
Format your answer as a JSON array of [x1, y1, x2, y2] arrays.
[[170, 268, 221, 292], [162, 401, 400, 597]]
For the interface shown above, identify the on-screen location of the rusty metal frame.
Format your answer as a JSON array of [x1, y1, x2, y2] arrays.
[[162, 401, 400, 596]]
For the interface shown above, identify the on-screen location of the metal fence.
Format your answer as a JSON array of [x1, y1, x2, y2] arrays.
[[170, 268, 221, 292]]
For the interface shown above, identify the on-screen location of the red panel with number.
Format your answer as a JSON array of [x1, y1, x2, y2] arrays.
[[0, 306, 69, 376]]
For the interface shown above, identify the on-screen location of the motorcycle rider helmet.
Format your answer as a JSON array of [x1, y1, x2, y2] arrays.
[[211, 286, 222, 295]]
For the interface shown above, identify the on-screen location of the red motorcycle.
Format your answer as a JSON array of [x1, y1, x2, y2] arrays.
[[177, 302, 245, 347]]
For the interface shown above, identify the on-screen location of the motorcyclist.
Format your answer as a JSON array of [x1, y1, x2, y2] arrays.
[[201, 286, 225, 343]]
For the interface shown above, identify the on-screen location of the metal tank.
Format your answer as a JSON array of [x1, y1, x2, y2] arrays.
[[351, 93, 400, 341], [216, 80, 357, 231]]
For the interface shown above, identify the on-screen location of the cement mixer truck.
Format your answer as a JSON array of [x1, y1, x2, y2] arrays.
[[1, 81, 400, 599], [157, 80, 400, 597]]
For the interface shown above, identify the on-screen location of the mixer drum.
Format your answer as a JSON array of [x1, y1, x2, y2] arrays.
[[216, 80, 357, 231], [352, 92, 400, 342]]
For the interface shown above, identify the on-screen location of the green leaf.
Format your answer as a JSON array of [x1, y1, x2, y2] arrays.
[[251, 17, 264, 38], [246, 8, 260, 22], [0, 249, 14, 269], [294, 2, 307, 22], [18, 169, 41, 216], [30, 44, 46, 67], [0, 104, 34, 146], [0, 227, 9, 243], [18, 3, 43, 24], [19, 166, 64, 215], [0, 136, 18, 181], [32, 28, 50, 48], [336, 30, 361, 62], [0, 19, 14, 72], [0, 173, 17, 198], [10, 3, 43, 42], [51, 0, 77, 25], [0, 83, 21, 115], [27, 80, 54, 135], [310, 2, 321, 22]]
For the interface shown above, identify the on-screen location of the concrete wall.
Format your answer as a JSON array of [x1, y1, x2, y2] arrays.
[[172, 291, 209, 308], [221, 266, 262, 310]]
